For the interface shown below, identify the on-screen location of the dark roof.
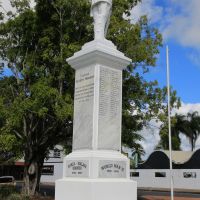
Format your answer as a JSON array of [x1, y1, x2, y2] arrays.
[[137, 149, 200, 169]]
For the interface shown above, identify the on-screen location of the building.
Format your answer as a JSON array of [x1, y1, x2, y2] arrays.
[[2, 147, 200, 190], [0, 145, 64, 183], [40, 146, 64, 183], [131, 149, 200, 191]]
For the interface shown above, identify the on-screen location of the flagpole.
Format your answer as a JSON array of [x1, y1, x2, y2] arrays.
[[166, 45, 174, 200]]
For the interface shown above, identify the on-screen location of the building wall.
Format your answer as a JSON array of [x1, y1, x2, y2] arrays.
[[131, 169, 200, 190], [41, 162, 63, 183], [40, 146, 65, 183]]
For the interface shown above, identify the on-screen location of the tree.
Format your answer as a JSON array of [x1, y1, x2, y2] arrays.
[[0, 0, 74, 195], [157, 111, 200, 151], [185, 112, 200, 151], [157, 113, 186, 150], [156, 115, 183, 150], [0, 0, 180, 195]]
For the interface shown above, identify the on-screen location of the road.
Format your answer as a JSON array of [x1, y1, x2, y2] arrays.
[[16, 183, 200, 199], [138, 190, 200, 199]]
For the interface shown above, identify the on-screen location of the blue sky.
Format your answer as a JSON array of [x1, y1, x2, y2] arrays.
[[132, 0, 200, 104], [145, 43, 200, 103]]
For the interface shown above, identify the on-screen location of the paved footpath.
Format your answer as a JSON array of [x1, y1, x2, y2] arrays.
[[140, 196, 200, 200]]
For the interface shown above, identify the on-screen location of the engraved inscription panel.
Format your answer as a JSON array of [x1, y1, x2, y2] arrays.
[[66, 160, 89, 177], [99, 160, 126, 178], [98, 66, 122, 150], [73, 66, 94, 150]]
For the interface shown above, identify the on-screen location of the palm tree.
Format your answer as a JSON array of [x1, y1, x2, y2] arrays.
[[158, 112, 200, 151], [130, 143, 145, 168], [122, 130, 145, 166], [184, 112, 200, 151], [157, 114, 186, 150]]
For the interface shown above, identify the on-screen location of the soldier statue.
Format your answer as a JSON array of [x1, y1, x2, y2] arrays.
[[90, 0, 112, 40]]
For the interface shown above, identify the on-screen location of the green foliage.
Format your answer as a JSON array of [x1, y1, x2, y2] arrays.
[[0, 0, 181, 194], [0, 134, 17, 153], [157, 121, 181, 151], [130, 158, 136, 169]]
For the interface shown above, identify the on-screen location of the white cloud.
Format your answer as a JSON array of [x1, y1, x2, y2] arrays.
[[0, 1, 12, 13], [131, 0, 200, 66], [131, 0, 163, 24], [0, 0, 35, 15], [162, 0, 200, 49], [188, 50, 200, 67], [132, 0, 200, 49], [175, 102, 200, 115], [179, 133, 191, 151], [138, 119, 161, 160]]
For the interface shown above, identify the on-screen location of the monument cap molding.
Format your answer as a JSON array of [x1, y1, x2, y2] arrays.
[[67, 40, 132, 71]]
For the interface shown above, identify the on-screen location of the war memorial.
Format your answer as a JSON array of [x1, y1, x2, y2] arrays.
[[55, 0, 137, 199]]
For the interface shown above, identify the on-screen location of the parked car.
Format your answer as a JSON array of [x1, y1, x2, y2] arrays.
[[0, 176, 16, 186]]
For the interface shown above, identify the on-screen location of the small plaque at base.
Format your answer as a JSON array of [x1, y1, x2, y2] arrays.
[[66, 160, 89, 177], [99, 160, 126, 178]]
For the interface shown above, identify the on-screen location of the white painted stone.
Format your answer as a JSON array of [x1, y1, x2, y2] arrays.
[[67, 40, 131, 71], [73, 66, 95, 150], [62, 150, 130, 179], [68, 40, 130, 151], [90, 0, 112, 40], [55, 178, 137, 200], [55, 151, 137, 200], [55, 11, 137, 199], [98, 66, 122, 150]]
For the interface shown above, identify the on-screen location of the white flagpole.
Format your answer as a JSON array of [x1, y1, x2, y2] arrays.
[[166, 45, 174, 200]]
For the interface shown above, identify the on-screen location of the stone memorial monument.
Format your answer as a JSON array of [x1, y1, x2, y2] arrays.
[[55, 1, 137, 200]]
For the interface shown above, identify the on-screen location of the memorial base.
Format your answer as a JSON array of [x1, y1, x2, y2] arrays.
[[55, 150, 137, 200], [57, 35, 137, 199], [55, 178, 137, 200]]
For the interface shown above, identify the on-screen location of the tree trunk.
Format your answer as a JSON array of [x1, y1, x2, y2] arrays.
[[23, 160, 43, 196], [191, 136, 194, 151], [22, 116, 45, 196]]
